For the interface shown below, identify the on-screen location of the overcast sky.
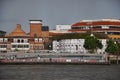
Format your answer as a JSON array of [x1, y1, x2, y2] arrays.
[[0, 0, 120, 33]]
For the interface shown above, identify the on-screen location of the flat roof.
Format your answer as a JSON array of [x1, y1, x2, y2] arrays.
[[29, 20, 42, 22]]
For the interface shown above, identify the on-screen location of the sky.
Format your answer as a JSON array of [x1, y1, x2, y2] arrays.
[[0, 0, 120, 33]]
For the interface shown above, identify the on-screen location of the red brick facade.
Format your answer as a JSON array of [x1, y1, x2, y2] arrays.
[[30, 23, 42, 37]]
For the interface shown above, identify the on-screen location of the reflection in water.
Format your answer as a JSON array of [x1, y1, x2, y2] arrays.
[[0, 65, 120, 80]]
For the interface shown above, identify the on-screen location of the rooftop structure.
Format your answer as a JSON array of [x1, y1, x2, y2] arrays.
[[49, 25, 71, 36], [29, 20, 42, 37], [0, 30, 6, 37], [69, 19, 120, 40], [56, 25, 71, 31], [8, 24, 27, 37]]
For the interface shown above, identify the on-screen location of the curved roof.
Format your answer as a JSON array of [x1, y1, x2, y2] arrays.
[[8, 24, 27, 37], [72, 19, 120, 27]]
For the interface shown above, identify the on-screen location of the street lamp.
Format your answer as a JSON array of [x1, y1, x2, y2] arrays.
[[87, 22, 93, 36], [115, 39, 119, 64]]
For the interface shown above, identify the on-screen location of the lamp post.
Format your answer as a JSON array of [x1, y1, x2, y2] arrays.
[[87, 22, 93, 36], [115, 39, 119, 64]]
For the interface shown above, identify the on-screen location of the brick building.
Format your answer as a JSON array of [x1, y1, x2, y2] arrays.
[[0, 20, 49, 53]]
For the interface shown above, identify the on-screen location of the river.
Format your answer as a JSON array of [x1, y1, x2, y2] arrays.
[[0, 65, 120, 80]]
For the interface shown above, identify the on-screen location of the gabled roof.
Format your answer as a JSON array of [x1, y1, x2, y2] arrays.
[[8, 24, 27, 37]]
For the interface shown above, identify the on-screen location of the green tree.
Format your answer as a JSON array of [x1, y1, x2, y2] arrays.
[[105, 39, 118, 54], [96, 39, 103, 49], [105, 39, 119, 64], [51, 33, 108, 41], [83, 35, 103, 53], [116, 42, 120, 64], [14, 48, 19, 52]]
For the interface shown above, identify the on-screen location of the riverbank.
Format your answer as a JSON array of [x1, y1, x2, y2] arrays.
[[0, 58, 109, 65], [0, 61, 109, 65], [0, 52, 109, 65]]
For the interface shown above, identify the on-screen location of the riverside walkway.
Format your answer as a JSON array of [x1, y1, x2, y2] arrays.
[[0, 52, 109, 64], [0, 52, 107, 60]]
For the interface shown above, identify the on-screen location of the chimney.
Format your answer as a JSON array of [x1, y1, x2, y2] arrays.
[[16, 24, 21, 29], [29, 20, 42, 37], [29, 20, 42, 24]]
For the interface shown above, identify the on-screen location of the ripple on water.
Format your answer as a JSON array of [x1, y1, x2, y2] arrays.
[[0, 65, 120, 80]]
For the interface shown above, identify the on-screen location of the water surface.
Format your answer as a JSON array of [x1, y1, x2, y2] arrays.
[[0, 65, 120, 80]]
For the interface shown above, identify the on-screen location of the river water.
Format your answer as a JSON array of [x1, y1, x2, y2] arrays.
[[0, 65, 120, 80]]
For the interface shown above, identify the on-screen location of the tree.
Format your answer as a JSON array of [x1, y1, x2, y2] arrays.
[[96, 39, 103, 49], [83, 35, 103, 53], [116, 42, 120, 64], [51, 33, 108, 41], [105, 39, 119, 64], [105, 39, 118, 54], [14, 48, 19, 52]]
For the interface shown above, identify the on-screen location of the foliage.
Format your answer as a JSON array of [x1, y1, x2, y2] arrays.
[[51, 33, 108, 41], [96, 39, 103, 49], [83, 35, 103, 53], [93, 33, 109, 39], [105, 39, 118, 54], [14, 48, 19, 52]]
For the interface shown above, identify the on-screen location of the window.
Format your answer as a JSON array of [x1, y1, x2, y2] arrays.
[[109, 26, 120, 29], [21, 39, 24, 43], [12, 45, 17, 48], [13, 39, 17, 43], [24, 45, 29, 48], [0, 38, 3, 42], [34, 33, 37, 38], [17, 39, 20, 43], [35, 38, 38, 42], [18, 45, 23, 48], [24, 39, 28, 43], [102, 26, 109, 29], [0, 45, 7, 48], [39, 38, 42, 42], [93, 26, 101, 28], [4, 38, 8, 42]]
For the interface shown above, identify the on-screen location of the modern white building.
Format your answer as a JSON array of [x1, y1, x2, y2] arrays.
[[49, 25, 71, 34], [56, 25, 71, 31], [53, 39, 107, 54]]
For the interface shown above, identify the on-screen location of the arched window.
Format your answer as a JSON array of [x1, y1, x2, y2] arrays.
[[21, 39, 24, 43], [17, 39, 20, 43], [34, 33, 37, 38]]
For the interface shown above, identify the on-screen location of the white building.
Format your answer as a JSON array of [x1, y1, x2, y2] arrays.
[[56, 25, 71, 31], [11, 38, 30, 51], [49, 25, 71, 34], [53, 39, 107, 54]]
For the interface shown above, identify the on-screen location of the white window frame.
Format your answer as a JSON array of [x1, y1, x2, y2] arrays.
[[39, 38, 43, 42], [35, 38, 38, 42], [0, 38, 3, 42]]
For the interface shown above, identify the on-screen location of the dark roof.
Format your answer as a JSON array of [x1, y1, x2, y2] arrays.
[[42, 26, 49, 31], [0, 30, 6, 37], [0, 30, 6, 33]]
